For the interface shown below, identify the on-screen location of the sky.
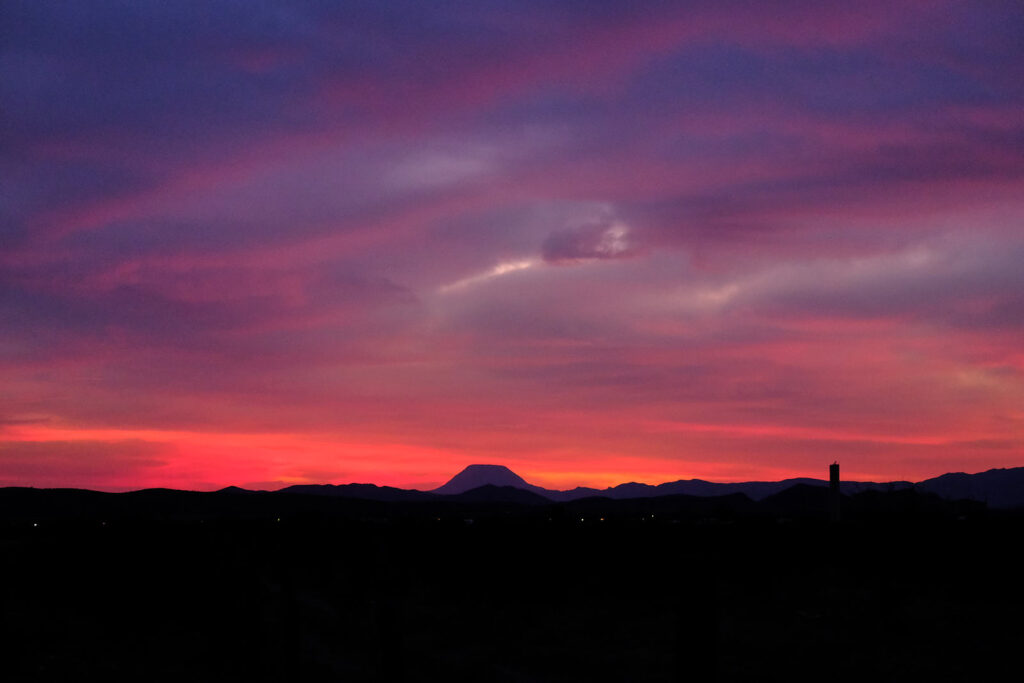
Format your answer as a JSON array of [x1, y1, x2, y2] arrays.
[[2, 1, 1023, 491]]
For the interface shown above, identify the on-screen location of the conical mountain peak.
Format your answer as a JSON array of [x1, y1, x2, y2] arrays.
[[433, 464, 533, 495]]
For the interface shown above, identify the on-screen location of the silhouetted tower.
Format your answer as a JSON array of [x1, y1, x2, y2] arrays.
[[829, 462, 840, 522]]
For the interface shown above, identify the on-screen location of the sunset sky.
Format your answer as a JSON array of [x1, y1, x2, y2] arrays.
[[3, 1, 1023, 491]]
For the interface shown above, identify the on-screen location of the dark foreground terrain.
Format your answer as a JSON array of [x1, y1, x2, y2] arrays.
[[2, 487, 1023, 682]]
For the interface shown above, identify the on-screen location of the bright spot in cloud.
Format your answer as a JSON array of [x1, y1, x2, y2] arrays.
[[438, 259, 537, 293], [595, 222, 631, 257], [693, 283, 743, 309]]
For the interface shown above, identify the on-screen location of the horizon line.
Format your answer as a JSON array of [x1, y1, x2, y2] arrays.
[[4, 462, 1019, 495]]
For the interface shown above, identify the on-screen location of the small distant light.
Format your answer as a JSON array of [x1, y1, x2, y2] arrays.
[[600, 517, 605, 522], [276, 518, 281, 522], [33, 523, 38, 528], [101, 522, 106, 526], [580, 518, 585, 522]]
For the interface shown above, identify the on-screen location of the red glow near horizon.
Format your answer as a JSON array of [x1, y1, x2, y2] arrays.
[[2, 419, 1017, 492]]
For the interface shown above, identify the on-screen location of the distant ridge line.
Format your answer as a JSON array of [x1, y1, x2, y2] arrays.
[[422, 463, 1024, 508], [4, 465, 1023, 509]]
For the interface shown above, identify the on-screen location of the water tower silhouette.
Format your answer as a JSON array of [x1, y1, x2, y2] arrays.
[[829, 462, 840, 522]]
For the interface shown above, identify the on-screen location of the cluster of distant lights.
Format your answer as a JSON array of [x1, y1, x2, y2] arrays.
[[29, 520, 110, 527]]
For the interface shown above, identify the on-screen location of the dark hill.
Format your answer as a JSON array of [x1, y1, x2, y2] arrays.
[[917, 467, 1024, 508], [431, 464, 1019, 507], [760, 484, 838, 518], [564, 492, 756, 521], [216, 485, 254, 494], [850, 487, 985, 521], [445, 484, 550, 505], [280, 483, 435, 502]]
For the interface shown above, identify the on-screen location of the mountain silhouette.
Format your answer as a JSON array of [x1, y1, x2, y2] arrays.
[[431, 464, 1023, 508], [916, 467, 1024, 508], [432, 464, 551, 497], [587, 477, 913, 501], [4, 466, 1022, 519]]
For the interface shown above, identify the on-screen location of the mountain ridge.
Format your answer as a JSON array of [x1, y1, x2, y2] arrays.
[[4, 465, 1022, 509], [426, 464, 1021, 508]]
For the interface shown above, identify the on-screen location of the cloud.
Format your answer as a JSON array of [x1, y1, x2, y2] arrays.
[[542, 217, 639, 264], [438, 259, 537, 293], [386, 148, 495, 192], [0, 439, 170, 489], [666, 235, 1024, 333], [0, 416, 51, 428]]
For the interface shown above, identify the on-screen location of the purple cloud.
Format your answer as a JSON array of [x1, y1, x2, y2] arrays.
[[542, 214, 641, 264]]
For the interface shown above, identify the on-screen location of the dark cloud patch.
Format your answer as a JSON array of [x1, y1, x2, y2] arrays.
[[0, 416, 51, 427], [542, 219, 639, 264]]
